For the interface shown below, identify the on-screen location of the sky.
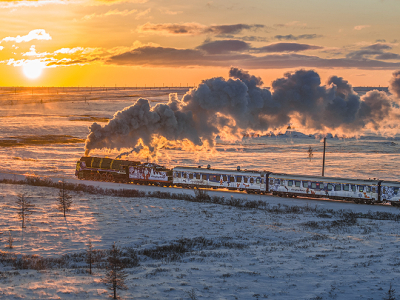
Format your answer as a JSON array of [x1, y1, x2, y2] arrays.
[[0, 0, 399, 87]]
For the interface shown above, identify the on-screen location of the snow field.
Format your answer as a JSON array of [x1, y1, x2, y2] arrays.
[[1, 182, 400, 299]]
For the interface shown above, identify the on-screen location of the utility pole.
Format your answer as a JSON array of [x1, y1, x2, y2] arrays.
[[322, 137, 326, 176]]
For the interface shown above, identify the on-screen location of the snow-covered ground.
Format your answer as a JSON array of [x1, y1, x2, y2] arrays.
[[1, 176, 400, 299]]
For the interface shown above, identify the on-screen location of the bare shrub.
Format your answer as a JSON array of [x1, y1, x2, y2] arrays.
[[194, 189, 210, 202], [384, 283, 396, 300], [187, 288, 198, 300], [87, 239, 93, 275], [102, 242, 128, 300], [57, 180, 73, 218], [6, 231, 13, 249], [16, 193, 35, 229]]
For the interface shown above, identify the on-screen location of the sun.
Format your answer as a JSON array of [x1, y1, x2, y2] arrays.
[[22, 61, 44, 79]]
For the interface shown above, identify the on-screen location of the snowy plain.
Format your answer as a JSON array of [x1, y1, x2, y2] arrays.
[[1, 175, 400, 299], [0, 87, 399, 299]]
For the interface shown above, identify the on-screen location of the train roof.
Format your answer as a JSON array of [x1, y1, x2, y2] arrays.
[[381, 180, 400, 186], [173, 166, 268, 176], [269, 172, 380, 185]]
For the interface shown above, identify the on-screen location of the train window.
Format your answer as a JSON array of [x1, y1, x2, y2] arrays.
[[372, 186, 377, 193], [288, 180, 293, 186], [230, 176, 235, 182], [211, 175, 217, 181], [250, 178, 254, 184], [352, 185, 356, 192], [223, 175, 227, 181], [311, 182, 317, 189], [295, 181, 301, 187], [327, 184, 332, 191], [334, 184, 341, 191], [303, 181, 308, 188], [256, 178, 260, 184], [359, 186, 364, 192], [394, 188, 399, 195], [237, 176, 242, 182], [261, 179, 264, 184], [178, 172, 181, 178], [343, 184, 349, 191], [174, 172, 177, 178], [216, 175, 221, 181], [365, 186, 370, 192], [196, 174, 200, 179], [189, 174, 193, 179], [202, 174, 207, 180]]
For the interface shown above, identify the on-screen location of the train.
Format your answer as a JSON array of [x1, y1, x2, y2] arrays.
[[75, 156, 400, 206]]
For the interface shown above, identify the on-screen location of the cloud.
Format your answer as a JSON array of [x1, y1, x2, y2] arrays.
[[274, 34, 323, 41], [364, 43, 392, 51], [389, 71, 400, 99], [354, 25, 371, 30], [159, 9, 182, 15], [22, 45, 50, 57], [196, 40, 322, 54], [92, 0, 148, 4], [235, 36, 269, 42], [197, 40, 251, 54], [346, 43, 400, 61], [1, 29, 51, 43], [138, 22, 205, 35], [54, 47, 85, 54], [82, 9, 138, 20], [45, 57, 101, 66], [204, 24, 265, 35], [0, 0, 66, 8], [135, 8, 151, 19], [108, 45, 251, 67], [137, 22, 266, 36], [255, 43, 323, 53], [106, 45, 400, 70], [273, 21, 309, 29], [0, 46, 3, 51]]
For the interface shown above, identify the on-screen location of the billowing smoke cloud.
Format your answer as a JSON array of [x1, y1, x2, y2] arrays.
[[390, 70, 400, 99], [84, 68, 399, 155]]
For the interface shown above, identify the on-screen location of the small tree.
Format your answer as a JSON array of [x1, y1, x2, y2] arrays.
[[102, 242, 128, 299], [16, 193, 34, 228], [384, 283, 396, 300], [57, 180, 72, 218], [87, 239, 93, 275], [7, 230, 13, 249], [308, 146, 314, 161]]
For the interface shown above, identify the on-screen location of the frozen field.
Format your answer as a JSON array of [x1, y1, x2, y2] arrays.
[[0, 178, 400, 299]]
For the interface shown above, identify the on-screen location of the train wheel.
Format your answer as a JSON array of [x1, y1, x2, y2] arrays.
[[93, 173, 100, 181]]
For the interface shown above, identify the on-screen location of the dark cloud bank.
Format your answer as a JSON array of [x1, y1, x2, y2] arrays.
[[85, 68, 400, 154], [108, 42, 400, 70]]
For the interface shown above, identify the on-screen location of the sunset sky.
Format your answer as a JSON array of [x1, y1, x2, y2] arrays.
[[1, 0, 399, 87]]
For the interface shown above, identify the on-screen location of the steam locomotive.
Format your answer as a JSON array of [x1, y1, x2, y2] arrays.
[[75, 156, 400, 206], [75, 156, 173, 186]]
